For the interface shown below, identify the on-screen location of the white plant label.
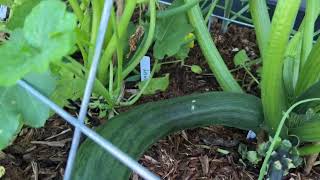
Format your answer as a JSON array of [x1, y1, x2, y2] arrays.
[[246, 130, 256, 140], [140, 56, 151, 81], [0, 5, 8, 21]]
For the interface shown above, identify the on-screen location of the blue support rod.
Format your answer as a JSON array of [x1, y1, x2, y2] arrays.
[[17, 80, 160, 180], [64, 0, 114, 178]]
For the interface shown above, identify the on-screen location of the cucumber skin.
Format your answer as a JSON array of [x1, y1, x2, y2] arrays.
[[72, 92, 263, 179]]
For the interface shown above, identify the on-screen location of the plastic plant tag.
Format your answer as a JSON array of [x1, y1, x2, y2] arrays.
[[0, 5, 9, 21], [140, 56, 151, 81], [246, 130, 256, 140]]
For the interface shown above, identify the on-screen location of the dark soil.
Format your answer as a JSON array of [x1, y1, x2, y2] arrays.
[[1, 22, 320, 180]]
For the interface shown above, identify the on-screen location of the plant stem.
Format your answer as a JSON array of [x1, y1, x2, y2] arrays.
[[249, 0, 271, 57], [68, 0, 84, 24], [221, 0, 233, 33], [261, 0, 300, 134], [214, 4, 252, 23], [122, 0, 156, 78], [243, 66, 259, 84], [204, 0, 219, 24], [157, 0, 199, 18], [301, 0, 317, 66], [85, 0, 102, 68], [120, 59, 159, 106], [98, 0, 137, 85], [185, 0, 243, 93], [110, 8, 124, 97], [109, 61, 114, 98], [230, 4, 249, 21]]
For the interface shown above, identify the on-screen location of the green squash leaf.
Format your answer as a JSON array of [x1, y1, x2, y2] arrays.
[[191, 65, 202, 74], [51, 68, 85, 108], [0, 71, 56, 150], [138, 74, 169, 95], [294, 80, 320, 113], [0, 0, 12, 6], [247, 151, 261, 165], [17, 72, 56, 127], [0, 0, 76, 86], [0, 89, 22, 150], [6, 0, 40, 29], [153, 0, 193, 59], [234, 49, 250, 67]]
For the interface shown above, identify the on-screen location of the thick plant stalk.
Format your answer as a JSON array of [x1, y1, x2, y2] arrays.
[[185, 0, 243, 93], [249, 0, 270, 57], [301, 0, 317, 66], [261, 0, 301, 134]]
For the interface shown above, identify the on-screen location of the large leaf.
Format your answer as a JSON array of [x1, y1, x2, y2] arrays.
[[51, 66, 85, 108], [294, 80, 320, 113], [0, 0, 76, 86], [0, 89, 22, 150], [295, 38, 320, 96], [290, 117, 320, 142], [6, 0, 40, 29], [0, 0, 12, 6], [138, 74, 169, 95], [153, 0, 193, 59], [0, 71, 56, 150]]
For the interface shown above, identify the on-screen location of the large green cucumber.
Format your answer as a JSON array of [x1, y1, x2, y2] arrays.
[[72, 92, 264, 179]]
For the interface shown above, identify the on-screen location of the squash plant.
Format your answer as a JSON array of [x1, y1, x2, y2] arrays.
[[0, 0, 244, 150], [0, 0, 154, 149], [72, 0, 320, 179]]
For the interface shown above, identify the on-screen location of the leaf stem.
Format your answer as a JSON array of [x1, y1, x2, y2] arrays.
[[120, 59, 158, 106], [185, 0, 242, 92], [301, 0, 317, 66], [204, 0, 219, 24], [68, 0, 84, 24], [122, 0, 156, 78], [98, 0, 137, 84], [157, 0, 199, 18], [86, 0, 103, 68]]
